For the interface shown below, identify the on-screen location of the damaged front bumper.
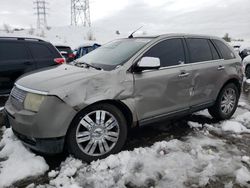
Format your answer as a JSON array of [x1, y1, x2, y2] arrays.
[[4, 95, 77, 154]]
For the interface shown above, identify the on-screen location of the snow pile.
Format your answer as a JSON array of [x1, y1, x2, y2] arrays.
[[0, 129, 49, 187], [200, 111, 250, 135], [220, 120, 250, 134], [235, 167, 250, 186], [238, 101, 247, 108], [49, 158, 83, 188], [45, 134, 249, 188], [235, 112, 250, 128], [188, 121, 203, 128]]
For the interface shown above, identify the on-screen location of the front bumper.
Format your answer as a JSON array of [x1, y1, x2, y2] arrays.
[[4, 95, 77, 154], [13, 129, 64, 154]]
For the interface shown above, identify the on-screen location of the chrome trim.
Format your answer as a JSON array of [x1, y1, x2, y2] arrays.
[[15, 84, 48, 95], [140, 59, 224, 73], [0, 94, 9, 97]]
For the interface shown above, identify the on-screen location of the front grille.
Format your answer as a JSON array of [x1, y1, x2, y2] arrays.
[[10, 86, 27, 110]]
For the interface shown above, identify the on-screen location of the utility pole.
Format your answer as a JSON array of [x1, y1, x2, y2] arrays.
[[71, 0, 91, 27], [34, 0, 48, 29]]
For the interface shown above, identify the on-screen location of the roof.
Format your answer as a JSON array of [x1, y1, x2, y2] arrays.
[[124, 33, 222, 41], [0, 34, 46, 42], [76, 42, 101, 49]]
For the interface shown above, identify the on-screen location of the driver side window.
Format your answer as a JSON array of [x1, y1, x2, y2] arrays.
[[143, 38, 185, 67]]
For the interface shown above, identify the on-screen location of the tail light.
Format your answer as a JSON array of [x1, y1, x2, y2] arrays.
[[54, 58, 66, 64], [68, 53, 75, 59]]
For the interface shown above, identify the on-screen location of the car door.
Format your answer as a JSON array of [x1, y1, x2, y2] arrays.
[[185, 38, 225, 108], [133, 38, 193, 122], [0, 41, 34, 94]]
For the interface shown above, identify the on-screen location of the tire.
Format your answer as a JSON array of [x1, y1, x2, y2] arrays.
[[66, 103, 127, 162], [208, 83, 239, 120], [246, 65, 250, 79]]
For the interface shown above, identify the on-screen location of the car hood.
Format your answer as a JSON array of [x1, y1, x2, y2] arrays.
[[16, 64, 104, 93]]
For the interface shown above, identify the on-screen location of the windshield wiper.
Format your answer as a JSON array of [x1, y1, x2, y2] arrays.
[[74, 61, 102, 70]]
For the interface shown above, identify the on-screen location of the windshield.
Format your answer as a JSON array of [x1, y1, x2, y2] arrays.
[[76, 38, 153, 70]]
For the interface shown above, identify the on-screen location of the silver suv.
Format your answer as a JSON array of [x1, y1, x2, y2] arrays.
[[4, 34, 243, 162]]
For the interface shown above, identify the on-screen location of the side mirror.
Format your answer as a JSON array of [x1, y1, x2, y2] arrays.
[[135, 57, 160, 72]]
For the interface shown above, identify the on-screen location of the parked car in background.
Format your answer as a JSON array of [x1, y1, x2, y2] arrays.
[[5, 34, 243, 162], [75, 43, 101, 59], [0, 36, 65, 95], [239, 48, 250, 60], [55, 45, 75, 63], [243, 55, 250, 78], [232, 45, 241, 54]]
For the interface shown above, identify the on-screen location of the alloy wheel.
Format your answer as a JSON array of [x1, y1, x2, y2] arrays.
[[220, 88, 236, 115], [75, 110, 120, 156]]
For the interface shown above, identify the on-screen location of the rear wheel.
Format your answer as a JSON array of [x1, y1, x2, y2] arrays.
[[208, 83, 239, 120], [246, 65, 250, 79], [66, 103, 127, 162]]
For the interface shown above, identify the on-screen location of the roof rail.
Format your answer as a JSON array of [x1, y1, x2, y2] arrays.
[[0, 36, 45, 42]]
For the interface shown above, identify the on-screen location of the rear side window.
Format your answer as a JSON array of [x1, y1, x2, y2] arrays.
[[0, 42, 31, 61], [208, 40, 220, 60], [28, 43, 53, 59], [213, 39, 235, 60], [186, 38, 213, 63], [143, 38, 185, 67]]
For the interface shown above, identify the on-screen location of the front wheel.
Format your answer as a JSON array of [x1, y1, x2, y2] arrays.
[[208, 83, 239, 120], [66, 104, 127, 162]]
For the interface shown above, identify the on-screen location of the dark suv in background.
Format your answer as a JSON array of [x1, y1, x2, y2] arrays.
[[0, 37, 65, 95]]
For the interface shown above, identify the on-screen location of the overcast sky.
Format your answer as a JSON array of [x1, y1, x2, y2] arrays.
[[0, 0, 250, 39]]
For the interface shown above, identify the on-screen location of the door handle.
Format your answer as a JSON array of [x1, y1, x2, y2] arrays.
[[178, 72, 190, 77], [217, 65, 225, 70]]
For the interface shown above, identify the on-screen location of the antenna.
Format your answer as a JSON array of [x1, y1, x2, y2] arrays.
[[71, 0, 91, 27], [128, 26, 143, 39], [34, 0, 48, 29]]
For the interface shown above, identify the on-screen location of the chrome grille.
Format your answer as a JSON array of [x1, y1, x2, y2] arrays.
[[10, 86, 27, 110]]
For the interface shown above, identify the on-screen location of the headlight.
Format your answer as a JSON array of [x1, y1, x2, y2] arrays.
[[24, 93, 45, 112]]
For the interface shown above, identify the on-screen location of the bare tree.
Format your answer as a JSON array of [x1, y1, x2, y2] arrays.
[[115, 30, 120, 35], [28, 25, 35, 35], [3, 23, 11, 33], [86, 30, 95, 41], [223, 33, 231, 42]]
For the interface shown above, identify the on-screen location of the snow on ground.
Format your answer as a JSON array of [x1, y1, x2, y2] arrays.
[[0, 26, 128, 49], [0, 128, 49, 187], [200, 111, 250, 135], [43, 133, 250, 188], [39, 109, 250, 187]]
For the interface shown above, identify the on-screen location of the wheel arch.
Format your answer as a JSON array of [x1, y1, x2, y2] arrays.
[[67, 99, 134, 135], [219, 77, 241, 97]]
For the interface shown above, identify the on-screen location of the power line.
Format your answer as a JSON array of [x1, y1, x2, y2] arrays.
[[34, 0, 48, 29], [71, 0, 91, 27]]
